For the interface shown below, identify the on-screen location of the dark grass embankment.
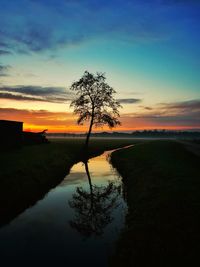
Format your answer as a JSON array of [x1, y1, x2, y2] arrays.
[[0, 138, 139, 227], [110, 140, 200, 267]]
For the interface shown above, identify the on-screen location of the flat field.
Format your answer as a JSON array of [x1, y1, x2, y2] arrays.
[[110, 140, 200, 266]]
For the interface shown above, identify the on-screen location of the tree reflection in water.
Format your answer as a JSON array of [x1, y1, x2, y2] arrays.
[[68, 160, 121, 238]]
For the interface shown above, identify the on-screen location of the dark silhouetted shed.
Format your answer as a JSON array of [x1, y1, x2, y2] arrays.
[[0, 120, 23, 148]]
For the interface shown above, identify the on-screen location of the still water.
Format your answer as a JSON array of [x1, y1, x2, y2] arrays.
[[0, 149, 127, 266]]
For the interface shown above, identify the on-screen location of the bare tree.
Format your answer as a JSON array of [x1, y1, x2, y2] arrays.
[[70, 71, 121, 147]]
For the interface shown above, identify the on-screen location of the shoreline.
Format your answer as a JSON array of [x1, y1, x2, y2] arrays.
[[0, 138, 137, 228]]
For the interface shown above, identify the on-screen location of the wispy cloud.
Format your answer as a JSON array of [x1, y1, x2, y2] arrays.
[[0, 92, 69, 103], [126, 99, 200, 117], [0, 64, 11, 76], [0, 107, 74, 125], [118, 98, 141, 104], [1, 99, 199, 132], [122, 99, 200, 128], [0, 0, 198, 54], [160, 99, 200, 112], [139, 106, 153, 110], [0, 107, 78, 132], [0, 85, 72, 103], [0, 85, 67, 96], [0, 92, 48, 102], [0, 50, 12, 56]]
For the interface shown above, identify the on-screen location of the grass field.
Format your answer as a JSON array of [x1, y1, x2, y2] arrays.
[[110, 140, 200, 266], [0, 138, 138, 227]]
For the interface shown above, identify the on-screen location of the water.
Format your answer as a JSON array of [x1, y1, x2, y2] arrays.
[[0, 149, 127, 266]]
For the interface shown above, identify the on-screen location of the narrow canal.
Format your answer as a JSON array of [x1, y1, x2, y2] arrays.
[[0, 149, 128, 266]]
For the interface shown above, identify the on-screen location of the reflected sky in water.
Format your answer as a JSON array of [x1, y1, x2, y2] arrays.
[[0, 150, 127, 266]]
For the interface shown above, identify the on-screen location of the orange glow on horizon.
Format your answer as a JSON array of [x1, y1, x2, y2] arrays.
[[23, 124, 200, 133], [1, 107, 199, 133]]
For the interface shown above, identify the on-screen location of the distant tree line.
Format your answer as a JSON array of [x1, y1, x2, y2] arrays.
[[47, 130, 200, 139]]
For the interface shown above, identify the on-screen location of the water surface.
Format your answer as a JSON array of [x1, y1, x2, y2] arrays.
[[0, 149, 127, 266]]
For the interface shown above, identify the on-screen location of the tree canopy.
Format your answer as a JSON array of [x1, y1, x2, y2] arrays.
[[70, 71, 121, 146]]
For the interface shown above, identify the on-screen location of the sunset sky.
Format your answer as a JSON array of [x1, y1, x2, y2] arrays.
[[0, 0, 199, 132]]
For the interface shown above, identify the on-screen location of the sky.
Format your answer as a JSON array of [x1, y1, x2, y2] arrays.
[[0, 0, 200, 132]]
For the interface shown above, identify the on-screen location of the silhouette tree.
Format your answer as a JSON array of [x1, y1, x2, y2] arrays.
[[70, 71, 121, 147], [68, 160, 121, 238]]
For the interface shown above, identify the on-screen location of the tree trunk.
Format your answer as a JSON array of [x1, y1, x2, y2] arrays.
[[84, 161, 94, 213], [85, 113, 94, 147]]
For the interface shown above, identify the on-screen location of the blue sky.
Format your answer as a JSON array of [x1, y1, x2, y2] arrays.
[[0, 0, 200, 131]]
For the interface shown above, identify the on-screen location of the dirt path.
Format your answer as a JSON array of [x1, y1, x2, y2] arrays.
[[176, 140, 200, 157]]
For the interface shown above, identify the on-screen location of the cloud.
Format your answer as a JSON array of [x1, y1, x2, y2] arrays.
[[0, 50, 12, 56], [0, 64, 11, 76], [0, 40, 11, 51], [0, 107, 74, 126], [128, 99, 200, 116], [122, 99, 200, 128], [0, 85, 67, 96], [0, 0, 94, 55], [140, 106, 153, 110], [0, 92, 47, 102], [17, 27, 53, 52], [0, 0, 199, 54], [0, 107, 82, 132], [0, 99, 199, 132], [0, 85, 73, 103], [160, 99, 200, 111], [118, 98, 141, 104]]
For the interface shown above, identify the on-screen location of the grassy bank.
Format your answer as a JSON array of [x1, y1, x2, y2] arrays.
[[0, 138, 138, 227], [110, 140, 200, 266]]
